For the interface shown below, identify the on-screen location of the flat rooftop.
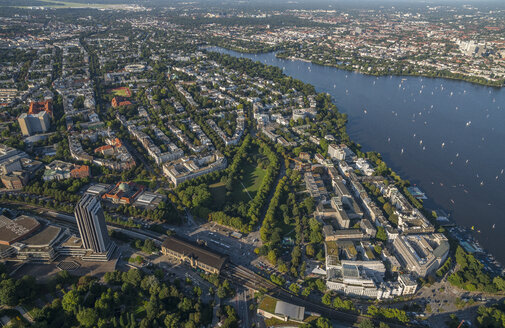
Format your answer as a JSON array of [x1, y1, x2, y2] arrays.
[[0, 215, 40, 245], [22, 225, 61, 247], [275, 301, 305, 322]]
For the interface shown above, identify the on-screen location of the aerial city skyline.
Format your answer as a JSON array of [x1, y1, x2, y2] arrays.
[[0, 0, 504, 327]]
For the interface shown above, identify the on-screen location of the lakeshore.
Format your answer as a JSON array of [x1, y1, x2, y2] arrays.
[[208, 46, 505, 268]]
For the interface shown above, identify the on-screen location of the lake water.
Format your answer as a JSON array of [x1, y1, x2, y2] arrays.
[[209, 47, 505, 264]]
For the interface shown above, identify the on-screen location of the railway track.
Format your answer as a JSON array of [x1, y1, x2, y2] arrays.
[[224, 262, 419, 328]]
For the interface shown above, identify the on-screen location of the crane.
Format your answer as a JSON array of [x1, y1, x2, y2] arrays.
[[457, 320, 465, 328]]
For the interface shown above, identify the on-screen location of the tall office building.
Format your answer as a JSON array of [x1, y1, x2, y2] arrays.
[[18, 111, 50, 136], [74, 194, 112, 254]]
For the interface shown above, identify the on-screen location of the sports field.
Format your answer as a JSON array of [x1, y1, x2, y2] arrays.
[[110, 87, 132, 97]]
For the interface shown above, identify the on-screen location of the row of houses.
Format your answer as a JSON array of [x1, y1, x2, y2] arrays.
[[206, 109, 245, 146]]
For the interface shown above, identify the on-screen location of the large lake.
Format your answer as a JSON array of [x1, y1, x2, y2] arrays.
[[209, 47, 505, 264]]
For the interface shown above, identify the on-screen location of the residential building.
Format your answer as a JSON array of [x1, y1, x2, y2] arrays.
[[28, 100, 53, 118], [163, 152, 227, 186], [325, 229, 366, 241], [328, 144, 346, 160], [393, 234, 449, 277], [304, 171, 328, 201], [43, 160, 90, 181], [398, 274, 418, 295], [1, 172, 28, 189], [360, 219, 377, 238]]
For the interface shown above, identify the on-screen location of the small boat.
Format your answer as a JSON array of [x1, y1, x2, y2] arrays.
[[492, 224, 496, 229]]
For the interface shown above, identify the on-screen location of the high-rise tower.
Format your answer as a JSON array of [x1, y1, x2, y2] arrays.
[[74, 194, 112, 254]]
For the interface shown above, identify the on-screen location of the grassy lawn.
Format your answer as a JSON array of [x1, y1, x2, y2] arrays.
[[209, 146, 268, 206], [111, 87, 131, 97], [132, 177, 152, 187], [264, 317, 305, 327], [258, 295, 277, 313], [244, 164, 267, 195], [231, 146, 267, 202]]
